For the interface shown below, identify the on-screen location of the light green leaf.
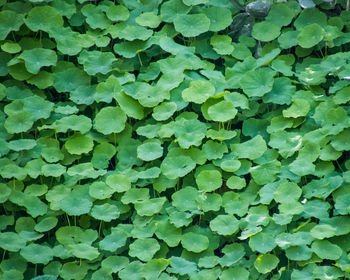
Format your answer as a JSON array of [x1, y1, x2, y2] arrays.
[[65, 133, 94, 155], [182, 80, 215, 104], [311, 240, 342, 260], [19, 48, 57, 74], [24, 6, 63, 32], [196, 170, 222, 192], [297, 24, 324, 48], [274, 181, 302, 204], [181, 232, 209, 253], [174, 14, 210, 37], [283, 99, 310, 118], [210, 215, 239, 236], [240, 68, 275, 97], [129, 238, 160, 262], [94, 106, 126, 135], [231, 135, 267, 160], [254, 254, 279, 274], [207, 100, 237, 122], [252, 22, 281, 42], [137, 140, 163, 161], [20, 243, 53, 264]]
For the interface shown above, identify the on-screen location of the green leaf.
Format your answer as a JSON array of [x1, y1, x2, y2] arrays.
[[90, 203, 120, 222], [106, 173, 131, 193], [311, 240, 342, 260], [134, 197, 166, 216], [0, 232, 26, 252], [183, 0, 208, 5], [89, 181, 114, 200], [285, 245, 312, 261], [266, 3, 295, 27], [65, 133, 94, 155], [34, 217, 58, 233], [297, 23, 324, 48], [67, 243, 99, 261], [203, 7, 232, 32], [172, 186, 199, 212], [48, 115, 92, 134], [106, 5, 129, 21], [100, 228, 128, 252], [240, 68, 275, 97], [220, 243, 245, 267], [181, 232, 209, 253], [136, 12, 161, 28], [8, 139, 36, 151], [42, 164, 66, 177], [226, 176, 246, 190], [220, 267, 249, 280], [252, 22, 281, 42], [155, 220, 182, 247], [152, 102, 177, 121], [182, 80, 215, 104], [254, 254, 279, 274], [24, 6, 63, 32], [249, 232, 276, 254], [81, 4, 111, 29], [174, 14, 210, 37], [274, 181, 302, 203], [19, 48, 57, 74], [4, 111, 34, 134], [78, 50, 116, 75], [129, 238, 160, 262], [108, 23, 153, 41], [137, 140, 163, 161], [210, 35, 234, 55], [94, 106, 126, 135], [310, 224, 336, 239], [207, 100, 237, 122], [283, 99, 310, 118], [196, 170, 222, 192], [331, 130, 350, 151], [1, 42, 21, 54], [0, 10, 23, 40], [160, 0, 191, 23], [231, 135, 267, 160], [60, 193, 92, 216], [20, 243, 53, 264], [160, 155, 196, 179], [210, 215, 239, 236]]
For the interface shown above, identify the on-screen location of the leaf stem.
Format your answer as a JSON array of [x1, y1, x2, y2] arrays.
[[66, 214, 71, 227], [2, 249, 6, 261], [137, 52, 143, 66], [98, 220, 103, 236]]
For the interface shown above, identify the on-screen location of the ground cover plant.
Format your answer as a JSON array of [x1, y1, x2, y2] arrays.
[[0, 0, 350, 279]]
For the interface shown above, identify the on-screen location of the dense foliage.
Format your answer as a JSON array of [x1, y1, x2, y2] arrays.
[[1, 0, 350, 279]]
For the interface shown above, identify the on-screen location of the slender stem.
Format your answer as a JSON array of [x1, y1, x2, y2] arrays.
[[2, 250, 6, 261], [137, 52, 143, 66], [98, 220, 103, 236], [34, 264, 37, 277], [74, 216, 77, 227], [66, 214, 71, 227]]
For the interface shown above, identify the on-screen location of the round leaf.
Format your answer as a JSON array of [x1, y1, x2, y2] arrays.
[[196, 170, 222, 192], [174, 14, 210, 37], [254, 254, 279, 274], [181, 232, 209, 253], [94, 106, 126, 135]]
